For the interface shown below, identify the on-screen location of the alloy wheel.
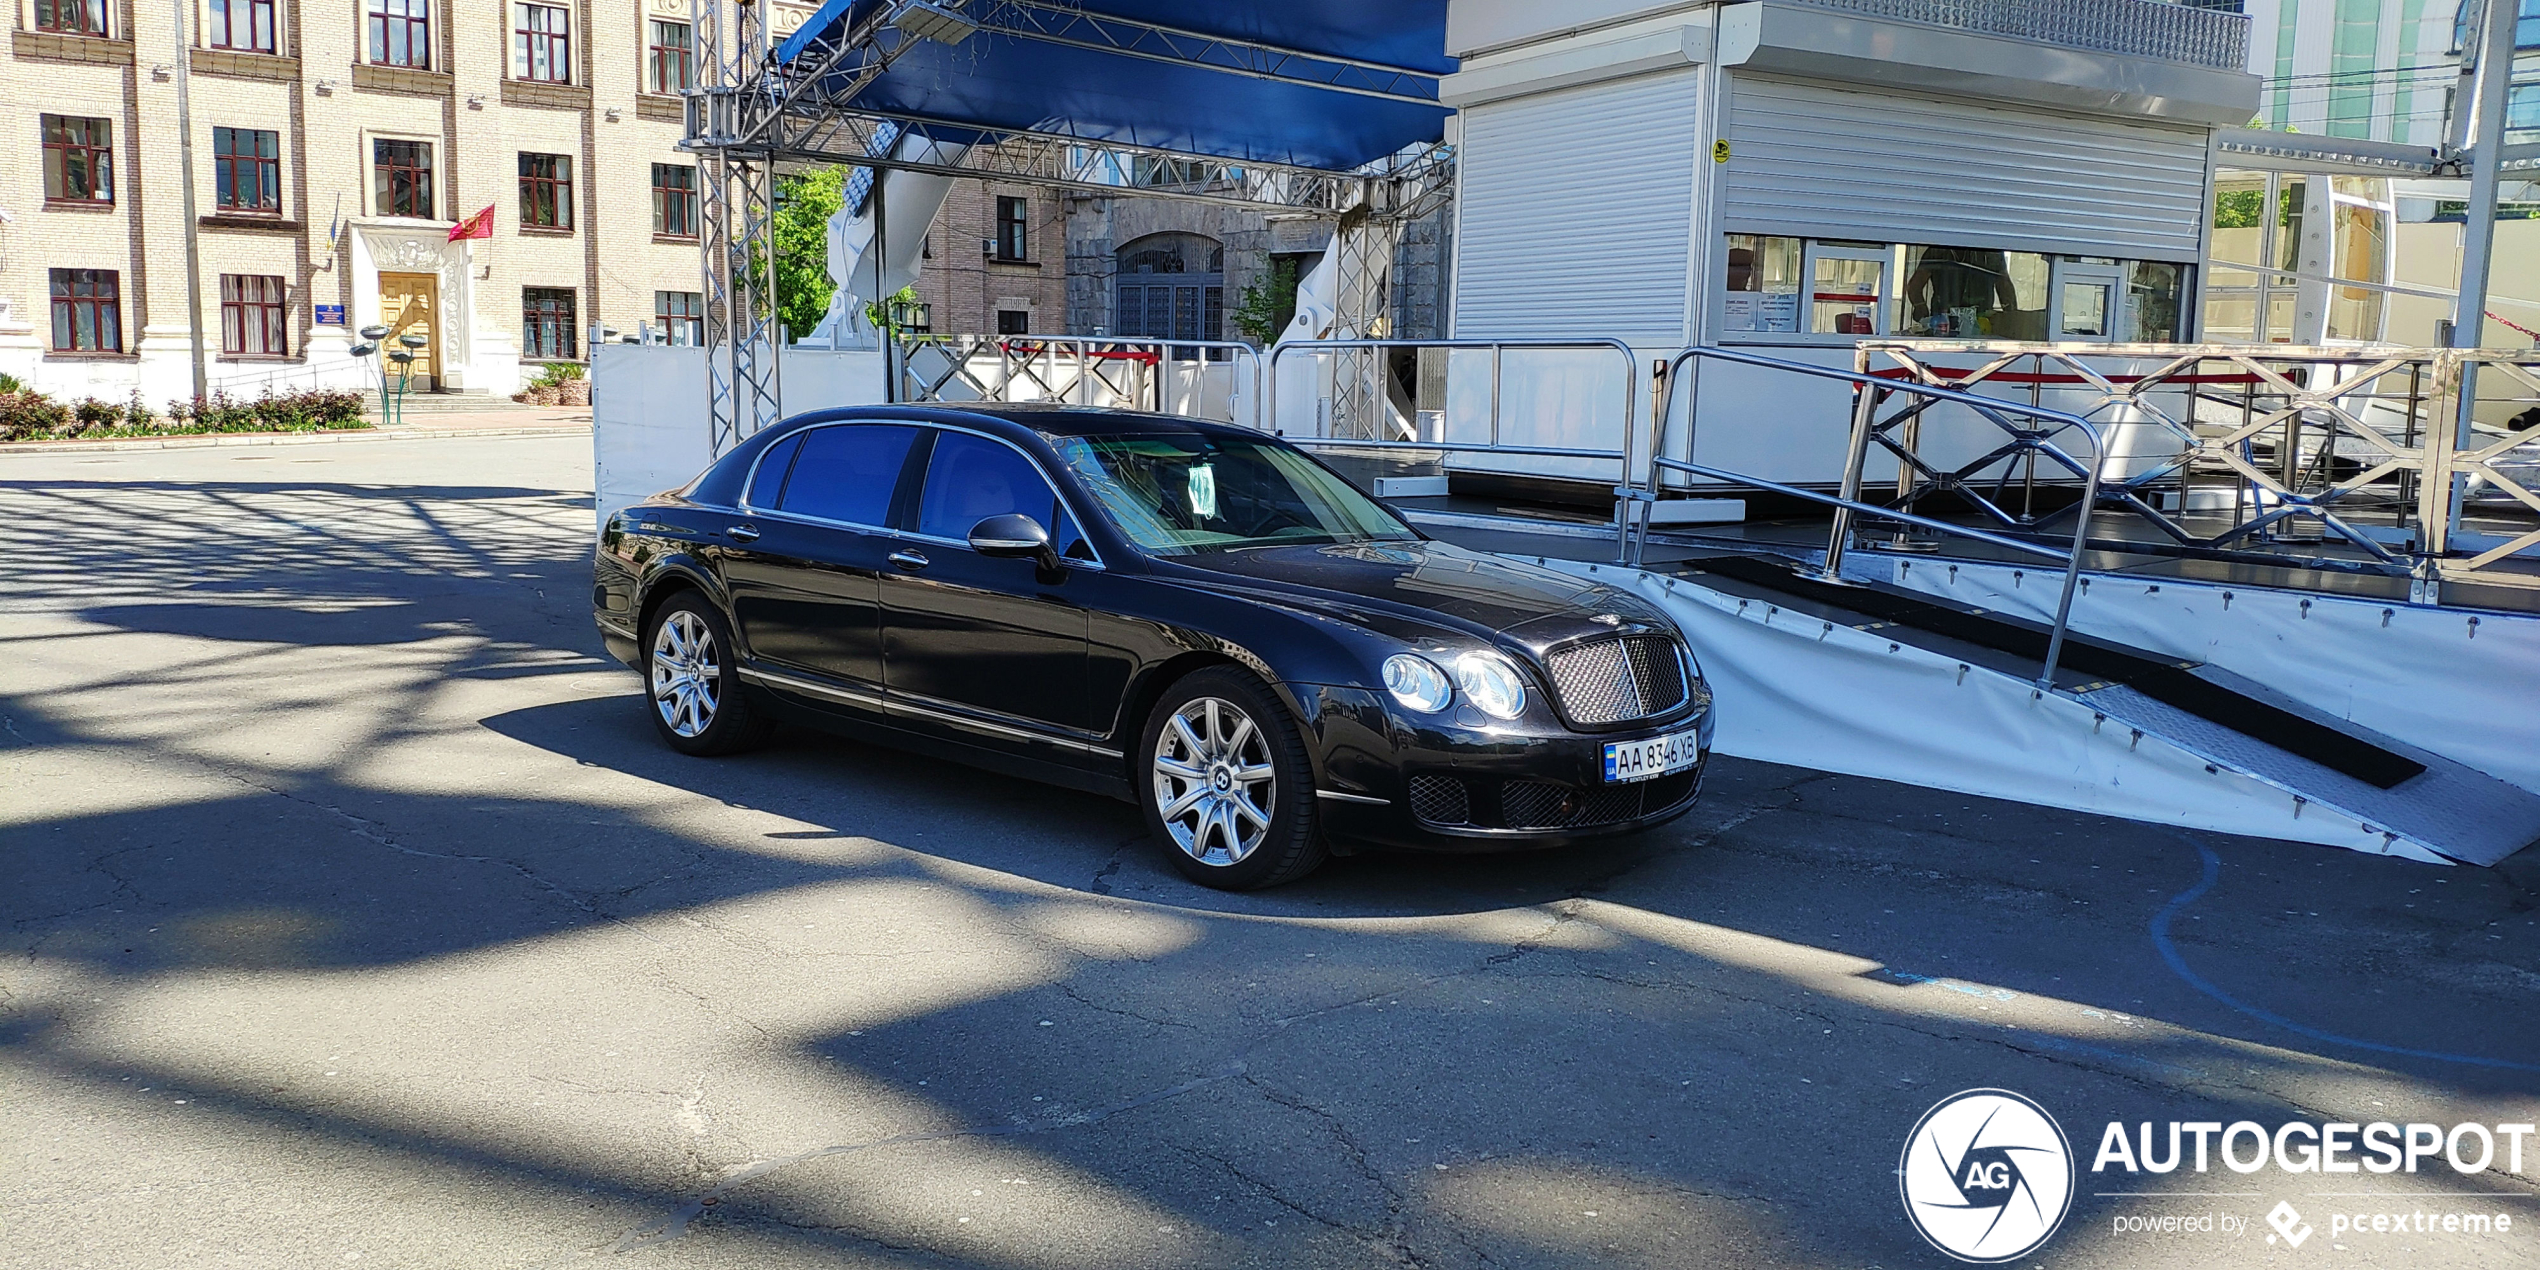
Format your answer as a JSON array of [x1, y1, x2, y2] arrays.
[[1152, 696, 1277, 867], [650, 610, 722, 738]]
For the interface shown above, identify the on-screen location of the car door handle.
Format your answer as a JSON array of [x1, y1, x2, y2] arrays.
[[887, 549, 930, 572], [727, 524, 761, 543]]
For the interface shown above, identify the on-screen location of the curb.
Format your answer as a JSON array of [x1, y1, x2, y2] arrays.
[[0, 423, 593, 455]]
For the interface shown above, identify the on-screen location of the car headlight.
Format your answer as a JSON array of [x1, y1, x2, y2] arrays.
[[1455, 652, 1528, 720], [1382, 654, 1453, 713]]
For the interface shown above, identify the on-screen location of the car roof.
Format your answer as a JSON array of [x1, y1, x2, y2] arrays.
[[775, 403, 1257, 443]]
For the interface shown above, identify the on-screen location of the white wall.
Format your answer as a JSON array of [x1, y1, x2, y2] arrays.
[[590, 344, 889, 526]]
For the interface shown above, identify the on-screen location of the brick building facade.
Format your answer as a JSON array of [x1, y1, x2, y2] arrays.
[[2, 0, 745, 405]]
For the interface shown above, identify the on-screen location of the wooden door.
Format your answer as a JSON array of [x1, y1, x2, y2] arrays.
[[378, 271, 440, 390]]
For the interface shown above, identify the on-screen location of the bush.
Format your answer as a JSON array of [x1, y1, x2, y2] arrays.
[[0, 383, 365, 443], [0, 389, 71, 442]]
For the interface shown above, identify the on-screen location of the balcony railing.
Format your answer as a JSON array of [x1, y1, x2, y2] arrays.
[[1779, 0, 2251, 72]]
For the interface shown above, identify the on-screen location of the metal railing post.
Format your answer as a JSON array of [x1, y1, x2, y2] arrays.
[[1820, 348, 1882, 580]]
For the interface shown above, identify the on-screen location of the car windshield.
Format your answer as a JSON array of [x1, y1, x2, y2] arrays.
[[1051, 431, 1417, 556]]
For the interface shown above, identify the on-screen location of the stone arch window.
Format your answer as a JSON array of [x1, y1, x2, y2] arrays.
[[1114, 232, 1223, 342]]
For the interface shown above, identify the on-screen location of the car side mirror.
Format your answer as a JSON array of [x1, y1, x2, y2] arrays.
[[968, 512, 1061, 571]]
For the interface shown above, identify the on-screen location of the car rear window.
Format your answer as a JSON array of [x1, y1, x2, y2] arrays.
[[778, 424, 918, 526], [745, 432, 804, 508]]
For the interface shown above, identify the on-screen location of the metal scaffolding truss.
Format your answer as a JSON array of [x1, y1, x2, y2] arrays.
[[681, 0, 1456, 452]]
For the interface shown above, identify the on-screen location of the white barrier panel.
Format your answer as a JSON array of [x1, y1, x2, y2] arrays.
[[1536, 558, 2449, 863], [1861, 554, 2540, 796], [590, 345, 887, 527]]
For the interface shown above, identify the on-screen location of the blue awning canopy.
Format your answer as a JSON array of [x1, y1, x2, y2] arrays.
[[774, 1, 1455, 173]]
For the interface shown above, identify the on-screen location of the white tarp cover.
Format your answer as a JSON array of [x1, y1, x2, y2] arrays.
[[1537, 559, 2447, 863], [1857, 555, 2540, 797]]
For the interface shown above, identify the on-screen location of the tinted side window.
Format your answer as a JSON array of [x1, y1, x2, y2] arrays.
[[744, 432, 804, 508], [779, 424, 919, 525], [916, 432, 1065, 542]]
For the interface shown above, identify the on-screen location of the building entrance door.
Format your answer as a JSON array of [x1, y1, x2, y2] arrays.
[[378, 272, 441, 391]]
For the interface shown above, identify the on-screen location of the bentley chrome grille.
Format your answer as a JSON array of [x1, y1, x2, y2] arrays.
[[1544, 635, 1689, 725]]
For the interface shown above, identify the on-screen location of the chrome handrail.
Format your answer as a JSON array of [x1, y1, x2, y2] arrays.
[[1857, 341, 2540, 594], [1263, 338, 1644, 546], [1640, 345, 2109, 691]]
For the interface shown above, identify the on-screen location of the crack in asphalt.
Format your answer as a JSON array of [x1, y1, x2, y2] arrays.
[[558, 1061, 1252, 1265]]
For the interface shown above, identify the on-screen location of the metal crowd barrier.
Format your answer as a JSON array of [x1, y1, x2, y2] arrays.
[[1638, 345, 2108, 690], [1858, 341, 2540, 592], [1262, 338, 1645, 531], [895, 335, 1266, 426]]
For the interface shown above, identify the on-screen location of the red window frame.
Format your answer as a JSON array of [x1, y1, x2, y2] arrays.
[[42, 115, 113, 204], [517, 152, 572, 229], [49, 269, 122, 353], [208, 0, 276, 52], [513, 3, 570, 84], [648, 19, 693, 94], [655, 290, 703, 345], [651, 164, 698, 238], [366, 0, 430, 68], [213, 126, 281, 214], [522, 287, 578, 360], [373, 139, 434, 218], [220, 275, 289, 357], [34, 0, 108, 35]]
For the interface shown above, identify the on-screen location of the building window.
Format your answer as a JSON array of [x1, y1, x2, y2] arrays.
[[994, 196, 1028, 261], [220, 275, 288, 356], [213, 127, 281, 214], [208, 0, 276, 52], [372, 139, 434, 218], [518, 152, 572, 229], [49, 269, 121, 353], [366, 0, 430, 68], [42, 116, 113, 204], [996, 309, 1030, 335], [652, 163, 697, 238], [648, 20, 693, 94], [1113, 233, 1224, 341], [655, 290, 703, 345], [523, 288, 577, 360], [34, 0, 107, 35], [512, 3, 570, 83]]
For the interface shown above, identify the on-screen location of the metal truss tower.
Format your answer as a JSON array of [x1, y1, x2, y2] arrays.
[[679, 0, 1455, 454]]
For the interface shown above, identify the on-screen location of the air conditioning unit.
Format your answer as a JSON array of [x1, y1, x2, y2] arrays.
[[981, 237, 997, 257]]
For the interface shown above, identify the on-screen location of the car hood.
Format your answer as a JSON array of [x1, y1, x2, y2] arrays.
[[1158, 540, 1674, 655]]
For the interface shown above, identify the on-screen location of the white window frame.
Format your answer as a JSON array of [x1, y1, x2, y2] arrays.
[[2049, 258, 2127, 344], [1799, 241, 1892, 342]]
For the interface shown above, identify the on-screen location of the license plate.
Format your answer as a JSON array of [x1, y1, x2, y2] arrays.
[[1603, 729, 1702, 784]]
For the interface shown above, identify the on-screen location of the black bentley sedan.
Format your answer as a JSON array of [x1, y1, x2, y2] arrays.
[[593, 405, 1713, 889]]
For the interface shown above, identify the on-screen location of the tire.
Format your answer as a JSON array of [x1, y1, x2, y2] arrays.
[[1139, 666, 1327, 890], [643, 590, 773, 756]]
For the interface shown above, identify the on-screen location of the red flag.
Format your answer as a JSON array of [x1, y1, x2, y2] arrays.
[[448, 204, 496, 241]]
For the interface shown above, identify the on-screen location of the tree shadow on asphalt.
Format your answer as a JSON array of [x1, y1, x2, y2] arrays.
[[8, 469, 2539, 1268]]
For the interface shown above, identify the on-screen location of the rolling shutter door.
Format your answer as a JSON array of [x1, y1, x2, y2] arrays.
[[1722, 75, 2210, 261], [1453, 70, 1699, 344]]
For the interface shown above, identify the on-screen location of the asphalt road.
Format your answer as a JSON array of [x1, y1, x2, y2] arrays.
[[4, 434, 2536, 1269]]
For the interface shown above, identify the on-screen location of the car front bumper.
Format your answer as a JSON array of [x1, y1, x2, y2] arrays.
[[1295, 684, 1715, 854]]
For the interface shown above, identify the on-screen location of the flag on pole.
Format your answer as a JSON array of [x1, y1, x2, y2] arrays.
[[448, 204, 496, 242]]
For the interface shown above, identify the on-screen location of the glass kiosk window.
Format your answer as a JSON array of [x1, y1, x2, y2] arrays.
[[1900, 246, 2048, 340], [1721, 234, 1800, 334], [1806, 242, 1888, 336]]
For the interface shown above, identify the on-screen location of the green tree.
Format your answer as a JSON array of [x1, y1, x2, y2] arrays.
[[748, 166, 846, 342], [1230, 256, 1303, 345]]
